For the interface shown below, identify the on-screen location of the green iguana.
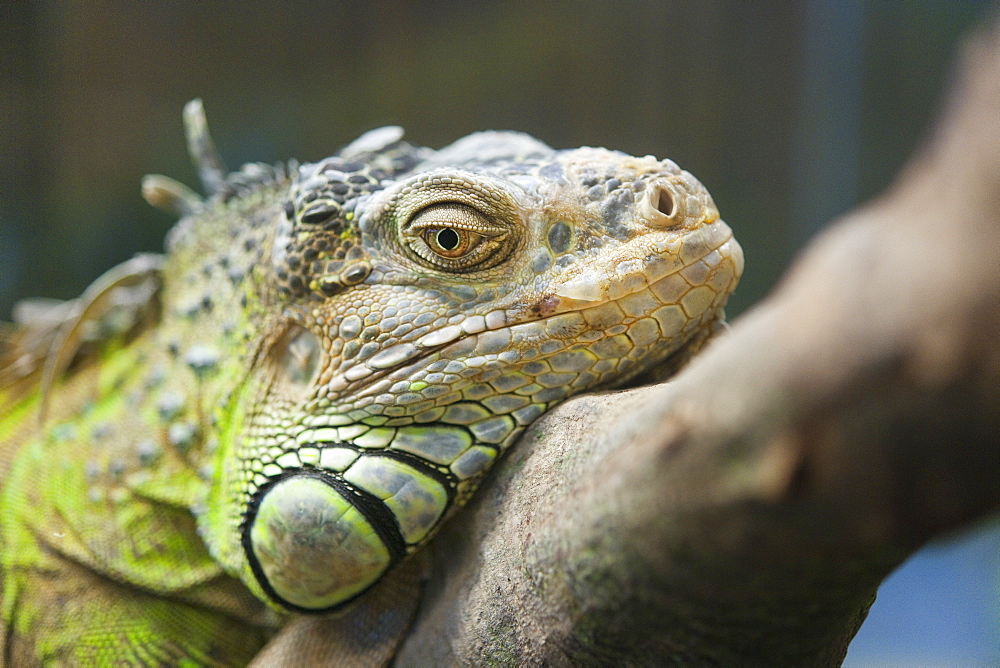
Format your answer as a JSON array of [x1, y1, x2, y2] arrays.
[[0, 100, 743, 665]]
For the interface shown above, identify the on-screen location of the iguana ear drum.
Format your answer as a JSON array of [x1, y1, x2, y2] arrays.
[[242, 470, 407, 613]]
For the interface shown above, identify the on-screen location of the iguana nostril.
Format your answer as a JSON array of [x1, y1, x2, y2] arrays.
[[655, 187, 675, 217], [640, 182, 683, 228]]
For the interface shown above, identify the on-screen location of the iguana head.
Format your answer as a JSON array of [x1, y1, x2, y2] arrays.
[[177, 108, 742, 613]]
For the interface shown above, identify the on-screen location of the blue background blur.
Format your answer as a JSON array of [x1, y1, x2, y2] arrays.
[[1, 1, 997, 662]]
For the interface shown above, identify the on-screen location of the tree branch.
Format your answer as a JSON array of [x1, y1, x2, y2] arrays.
[[396, 18, 1000, 666]]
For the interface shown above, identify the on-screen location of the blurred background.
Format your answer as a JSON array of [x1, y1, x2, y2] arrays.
[[1, 1, 997, 662]]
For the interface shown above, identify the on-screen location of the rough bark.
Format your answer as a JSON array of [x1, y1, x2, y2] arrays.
[[394, 18, 1000, 666]]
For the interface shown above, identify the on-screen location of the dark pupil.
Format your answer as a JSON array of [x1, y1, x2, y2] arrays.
[[436, 228, 461, 251]]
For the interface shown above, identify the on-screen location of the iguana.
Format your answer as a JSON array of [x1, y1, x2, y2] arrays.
[[0, 100, 743, 665]]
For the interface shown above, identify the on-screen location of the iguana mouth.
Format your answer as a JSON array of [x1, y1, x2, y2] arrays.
[[320, 221, 740, 402]]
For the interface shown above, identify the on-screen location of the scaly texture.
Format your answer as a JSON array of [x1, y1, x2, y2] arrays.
[[0, 101, 742, 665]]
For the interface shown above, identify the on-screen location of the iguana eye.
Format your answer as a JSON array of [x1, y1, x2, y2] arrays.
[[404, 202, 509, 272], [422, 226, 482, 258]]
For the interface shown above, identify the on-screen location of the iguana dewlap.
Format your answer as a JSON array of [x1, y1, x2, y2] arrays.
[[0, 101, 742, 664]]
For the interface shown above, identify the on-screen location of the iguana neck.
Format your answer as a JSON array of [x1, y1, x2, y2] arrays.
[[150, 182, 288, 475]]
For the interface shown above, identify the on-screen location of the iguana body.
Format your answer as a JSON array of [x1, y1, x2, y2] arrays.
[[0, 101, 742, 665]]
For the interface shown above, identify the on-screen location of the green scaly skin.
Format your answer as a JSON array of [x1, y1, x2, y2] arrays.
[[0, 101, 743, 665]]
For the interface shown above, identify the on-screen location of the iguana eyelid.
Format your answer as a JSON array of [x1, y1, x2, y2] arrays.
[[404, 204, 507, 238], [385, 169, 520, 222]]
